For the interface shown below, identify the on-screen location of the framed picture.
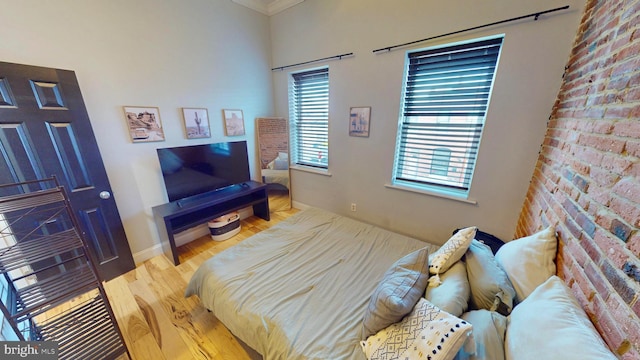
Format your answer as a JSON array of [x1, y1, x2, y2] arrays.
[[182, 107, 210, 139], [223, 109, 245, 136], [349, 106, 371, 137], [123, 106, 165, 142]]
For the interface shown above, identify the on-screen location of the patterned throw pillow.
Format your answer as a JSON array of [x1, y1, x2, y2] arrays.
[[361, 298, 473, 360], [429, 227, 477, 275]]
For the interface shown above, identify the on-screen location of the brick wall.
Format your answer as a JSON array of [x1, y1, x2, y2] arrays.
[[516, 0, 640, 357]]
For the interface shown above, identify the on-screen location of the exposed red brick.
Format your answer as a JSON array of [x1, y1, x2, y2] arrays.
[[622, 348, 640, 360], [584, 261, 611, 299], [628, 232, 640, 256], [567, 237, 590, 267], [600, 152, 634, 174], [611, 58, 640, 78], [633, 298, 640, 320], [588, 182, 613, 205], [517, 0, 640, 354], [608, 196, 640, 227], [624, 88, 640, 104], [601, 258, 636, 303], [613, 120, 640, 138], [592, 294, 631, 355], [604, 294, 640, 354], [590, 167, 620, 187], [630, 162, 640, 179], [622, 0, 640, 21], [613, 219, 634, 244]]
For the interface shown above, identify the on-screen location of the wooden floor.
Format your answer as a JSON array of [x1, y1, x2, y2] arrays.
[[105, 207, 298, 360]]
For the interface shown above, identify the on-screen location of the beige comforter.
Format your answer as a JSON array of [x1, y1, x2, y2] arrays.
[[185, 207, 436, 360]]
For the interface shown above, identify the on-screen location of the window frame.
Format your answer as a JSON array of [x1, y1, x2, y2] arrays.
[[391, 35, 504, 200], [288, 67, 330, 172]]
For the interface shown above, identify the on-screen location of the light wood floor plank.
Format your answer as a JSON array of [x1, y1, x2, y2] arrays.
[[128, 333, 167, 360], [129, 278, 192, 360], [104, 276, 162, 359]]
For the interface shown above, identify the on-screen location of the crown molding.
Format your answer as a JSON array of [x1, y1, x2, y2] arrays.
[[267, 0, 304, 15], [232, 0, 304, 16]]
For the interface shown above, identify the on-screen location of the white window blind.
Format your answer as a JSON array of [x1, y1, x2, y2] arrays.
[[289, 68, 329, 169], [394, 37, 503, 193]]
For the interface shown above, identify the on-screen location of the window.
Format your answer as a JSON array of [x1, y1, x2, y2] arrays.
[[431, 148, 452, 176], [393, 36, 503, 196], [289, 68, 329, 169]]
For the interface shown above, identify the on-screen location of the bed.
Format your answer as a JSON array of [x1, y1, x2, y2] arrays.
[[185, 207, 438, 359], [186, 207, 618, 360]]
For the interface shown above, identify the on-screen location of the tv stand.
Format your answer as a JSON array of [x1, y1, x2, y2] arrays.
[[152, 180, 270, 265]]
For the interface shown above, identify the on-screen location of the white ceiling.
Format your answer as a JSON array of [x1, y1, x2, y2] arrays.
[[232, 0, 304, 16]]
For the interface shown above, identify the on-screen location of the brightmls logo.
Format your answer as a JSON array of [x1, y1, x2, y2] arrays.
[[1, 342, 57, 359]]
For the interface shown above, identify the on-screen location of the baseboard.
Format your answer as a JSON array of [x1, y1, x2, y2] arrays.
[[133, 243, 164, 265], [291, 200, 310, 210], [174, 225, 211, 247]]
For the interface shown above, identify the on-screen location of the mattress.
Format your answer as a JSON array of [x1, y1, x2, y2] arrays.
[[185, 207, 437, 360]]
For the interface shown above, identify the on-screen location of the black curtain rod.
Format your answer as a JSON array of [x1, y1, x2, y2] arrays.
[[373, 5, 570, 53], [271, 52, 354, 71]]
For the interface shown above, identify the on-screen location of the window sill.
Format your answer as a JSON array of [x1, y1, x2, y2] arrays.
[[291, 165, 332, 177], [384, 183, 477, 205]]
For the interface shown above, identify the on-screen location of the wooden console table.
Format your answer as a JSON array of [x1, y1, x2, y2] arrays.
[[152, 181, 270, 265]]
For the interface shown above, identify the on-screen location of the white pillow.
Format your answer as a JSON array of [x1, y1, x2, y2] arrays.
[[429, 227, 476, 275], [494, 226, 556, 303], [505, 276, 617, 360], [425, 260, 470, 317], [361, 298, 473, 360], [274, 158, 289, 170]]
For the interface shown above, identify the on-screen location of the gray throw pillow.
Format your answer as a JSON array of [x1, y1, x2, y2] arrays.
[[465, 239, 516, 315], [455, 310, 507, 360], [362, 247, 430, 339], [424, 260, 470, 317]]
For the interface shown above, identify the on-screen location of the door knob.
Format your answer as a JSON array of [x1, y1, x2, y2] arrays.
[[99, 191, 111, 200]]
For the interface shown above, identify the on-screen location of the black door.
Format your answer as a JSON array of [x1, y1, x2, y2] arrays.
[[0, 62, 135, 281]]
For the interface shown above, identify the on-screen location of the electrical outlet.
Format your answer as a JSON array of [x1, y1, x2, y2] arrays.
[[351, 203, 357, 212]]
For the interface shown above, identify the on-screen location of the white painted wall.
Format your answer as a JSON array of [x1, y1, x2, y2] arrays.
[[0, 0, 585, 262], [0, 0, 273, 262], [270, 0, 585, 244]]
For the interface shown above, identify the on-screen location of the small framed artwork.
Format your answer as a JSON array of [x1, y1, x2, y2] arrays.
[[123, 106, 165, 142], [182, 107, 210, 139], [349, 106, 371, 137], [223, 109, 245, 136]]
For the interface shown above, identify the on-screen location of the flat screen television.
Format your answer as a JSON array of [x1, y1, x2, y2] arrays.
[[157, 141, 251, 202]]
